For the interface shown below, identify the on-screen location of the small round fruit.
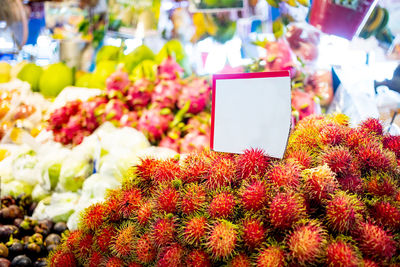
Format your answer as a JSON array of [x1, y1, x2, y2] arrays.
[[53, 222, 68, 234], [0, 258, 10, 267], [10, 255, 32, 267], [0, 243, 8, 257]]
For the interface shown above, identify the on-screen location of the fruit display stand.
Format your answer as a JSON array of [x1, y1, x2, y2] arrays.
[[48, 114, 400, 266]]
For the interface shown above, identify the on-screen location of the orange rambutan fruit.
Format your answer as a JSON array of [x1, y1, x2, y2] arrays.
[[205, 220, 239, 260], [287, 220, 327, 266], [157, 243, 185, 267], [208, 191, 236, 219], [267, 161, 301, 190], [354, 222, 396, 261], [155, 185, 180, 214], [185, 249, 211, 267], [181, 215, 207, 247], [111, 223, 136, 258], [235, 148, 270, 180], [319, 146, 354, 177], [134, 233, 156, 264], [365, 173, 397, 197], [228, 253, 251, 267], [285, 149, 313, 169], [325, 239, 360, 267], [240, 180, 269, 213], [180, 183, 207, 215], [255, 246, 285, 267], [153, 158, 181, 184], [325, 191, 365, 233], [80, 203, 106, 231], [302, 165, 339, 204], [152, 216, 177, 247], [359, 118, 383, 136], [241, 217, 266, 250], [268, 191, 306, 230], [94, 224, 116, 254], [118, 187, 143, 218], [205, 157, 237, 190]]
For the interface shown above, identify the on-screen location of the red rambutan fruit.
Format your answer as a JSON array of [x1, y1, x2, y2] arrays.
[[75, 232, 94, 259], [127, 262, 143, 267], [119, 187, 143, 218], [80, 203, 106, 231], [88, 251, 104, 267], [287, 220, 327, 266], [268, 161, 301, 190], [155, 185, 180, 214], [206, 220, 239, 260], [285, 149, 313, 170], [153, 158, 181, 184], [181, 216, 207, 246], [241, 217, 266, 250], [345, 128, 375, 150], [235, 148, 270, 180], [268, 192, 306, 230], [355, 222, 396, 261], [104, 191, 122, 222], [302, 165, 338, 203], [152, 216, 177, 247], [255, 246, 285, 267], [205, 157, 237, 190], [111, 224, 136, 258], [95, 225, 116, 254], [228, 253, 252, 267], [366, 173, 397, 197], [181, 152, 210, 184], [49, 249, 77, 267], [65, 230, 83, 251], [320, 123, 344, 146], [180, 183, 207, 215], [240, 180, 268, 212], [209, 192, 236, 219], [325, 191, 365, 233], [134, 233, 156, 264], [372, 201, 400, 230], [325, 240, 360, 267], [319, 146, 354, 177], [363, 259, 380, 267], [358, 144, 392, 172], [105, 257, 125, 267], [185, 249, 211, 267], [359, 118, 383, 136], [337, 175, 364, 195], [136, 201, 153, 226], [136, 158, 160, 183], [157, 243, 185, 267], [383, 135, 400, 158]]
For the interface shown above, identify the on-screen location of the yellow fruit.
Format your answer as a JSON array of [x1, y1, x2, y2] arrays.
[[17, 63, 43, 92], [39, 63, 73, 97], [10, 61, 28, 79], [0, 62, 11, 83]]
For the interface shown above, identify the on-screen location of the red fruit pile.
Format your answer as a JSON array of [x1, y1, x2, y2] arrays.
[[49, 115, 400, 266], [48, 57, 211, 153]]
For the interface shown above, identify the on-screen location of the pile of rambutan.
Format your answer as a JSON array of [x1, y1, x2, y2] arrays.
[[49, 114, 400, 266]]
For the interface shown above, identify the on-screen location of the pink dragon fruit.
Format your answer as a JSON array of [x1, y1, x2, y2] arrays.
[[126, 78, 154, 110], [157, 56, 184, 80], [138, 108, 174, 141], [264, 39, 297, 77], [152, 80, 181, 109], [119, 111, 139, 128], [186, 112, 211, 136], [81, 96, 108, 131], [159, 130, 181, 152], [177, 78, 211, 114], [106, 68, 131, 94], [180, 132, 209, 153], [96, 99, 129, 124], [292, 89, 317, 122], [48, 100, 81, 129]]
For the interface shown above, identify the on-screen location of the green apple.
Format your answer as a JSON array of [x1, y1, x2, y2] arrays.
[[39, 63, 73, 97], [17, 63, 43, 91]]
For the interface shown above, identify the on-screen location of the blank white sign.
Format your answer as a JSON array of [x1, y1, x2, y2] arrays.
[[211, 71, 291, 158]]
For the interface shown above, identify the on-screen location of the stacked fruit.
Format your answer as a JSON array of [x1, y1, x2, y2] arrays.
[[49, 114, 400, 266], [48, 56, 211, 153], [0, 194, 68, 266]]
